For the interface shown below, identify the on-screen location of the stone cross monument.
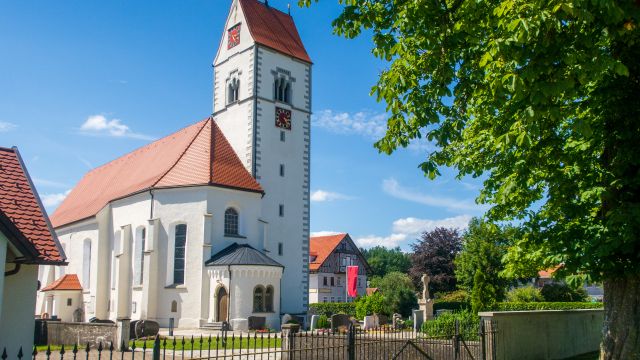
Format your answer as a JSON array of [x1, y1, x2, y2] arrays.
[[418, 274, 434, 320]]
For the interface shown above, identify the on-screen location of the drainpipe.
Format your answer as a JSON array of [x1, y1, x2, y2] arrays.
[[149, 190, 155, 219], [227, 265, 232, 323], [4, 263, 21, 277]]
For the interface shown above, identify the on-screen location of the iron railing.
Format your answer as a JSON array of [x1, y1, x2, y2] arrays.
[[2, 320, 497, 360]]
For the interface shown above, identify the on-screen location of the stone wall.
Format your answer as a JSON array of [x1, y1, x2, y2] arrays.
[[36, 321, 117, 347], [479, 309, 603, 360]]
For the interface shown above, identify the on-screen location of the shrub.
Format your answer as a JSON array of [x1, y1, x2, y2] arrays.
[[471, 270, 497, 314], [492, 302, 603, 311], [421, 310, 479, 340], [316, 315, 330, 329], [309, 302, 356, 317], [540, 283, 589, 302], [355, 292, 387, 319], [506, 286, 544, 302], [435, 290, 470, 303], [433, 301, 471, 314]]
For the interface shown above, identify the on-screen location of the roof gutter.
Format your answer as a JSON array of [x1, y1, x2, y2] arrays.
[[4, 263, 21, 277]]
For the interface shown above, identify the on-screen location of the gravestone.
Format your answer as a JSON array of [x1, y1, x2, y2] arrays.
[[310, 315, 320, 331], [392, 313, 403, 329], [230, 318, 249, 331], [419, 274, 435, 320], [412, 309, 424, 333], [248, 316, 266, 330], [331, 314, 351, 333], [134, 320, 160, 338], [363, 315, 379, 330], [377, 314, 388, 325]]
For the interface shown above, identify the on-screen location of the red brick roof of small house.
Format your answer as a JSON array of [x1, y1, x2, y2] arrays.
[[41, 274, 83, 291], [0, 147, 65, 264], [366, 288, 379, 296], [538, 265, 562, 279], [239, 0, 312, 64], [309, 233, 347, 271], [51, 118, 263, 228]]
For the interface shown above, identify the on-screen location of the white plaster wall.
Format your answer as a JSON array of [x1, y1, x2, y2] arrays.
[[0, 264, 39, 357], [47, 291, 83, 322], [309, 273, 367, 303], [210, 265, 282, 329], [255, 47, 311, 315]]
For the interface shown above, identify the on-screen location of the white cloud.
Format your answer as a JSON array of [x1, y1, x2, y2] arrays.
[[382, 178, 483, 213], [312, 109, 388, 139], [310, 231, 342, 237], [310, 190, 353, 202], [41, 190, 71, 209], [0, 121, 17, 132], [354, 215, 473, 249], [79, 115, 154, 140]]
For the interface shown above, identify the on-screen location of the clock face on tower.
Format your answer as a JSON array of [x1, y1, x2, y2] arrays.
[[275, 107, 292, 130], [227, 24, 241, 49]]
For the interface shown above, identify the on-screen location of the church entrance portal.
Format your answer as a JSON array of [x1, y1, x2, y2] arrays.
[[216, 287, 228, 322]]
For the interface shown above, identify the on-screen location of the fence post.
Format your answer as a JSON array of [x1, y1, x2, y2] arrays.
[[152, 335, 160, 360], [347, 325, 356, 360], [453, 319, 460, 360], [480, 320, 486, 360], [281, 323, 300, 360]]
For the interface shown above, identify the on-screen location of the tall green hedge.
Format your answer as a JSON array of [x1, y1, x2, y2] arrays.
[[309, 302, 357, 317], [491, 302, 603, 311]]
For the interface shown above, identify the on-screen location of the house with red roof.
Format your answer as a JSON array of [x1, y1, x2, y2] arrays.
[[36, 0, 311, 331], [0, 147, 66, 357], [309, 234, 370, 304]]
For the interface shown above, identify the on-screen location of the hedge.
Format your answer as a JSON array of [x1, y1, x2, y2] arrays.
[[433, 301, 470, 313], [309, 302, 357, 317], [491, 302, 603, 311]]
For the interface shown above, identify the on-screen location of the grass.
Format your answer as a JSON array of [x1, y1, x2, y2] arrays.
[[36, 336, 281, 352]]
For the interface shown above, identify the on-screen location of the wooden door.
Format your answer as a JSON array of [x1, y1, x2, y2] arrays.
[[217, 287, 228, 322]]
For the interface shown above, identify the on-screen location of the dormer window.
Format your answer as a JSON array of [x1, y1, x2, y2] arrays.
[[227, 77, 240, 104]]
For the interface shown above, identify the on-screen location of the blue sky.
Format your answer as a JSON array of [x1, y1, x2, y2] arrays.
[[0, 0, 486, 250]]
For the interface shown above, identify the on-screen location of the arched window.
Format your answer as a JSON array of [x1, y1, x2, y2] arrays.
[[253, 286, 265, 312], [227, 77, 240, 104], [134, 227, 146, 286], [224, 208, 239, 236], [82, 239, 92, 289], [173, 224, 187, 285], [274, 77, 291, 103], [265, 286, 274, 312], [171, 300, 178, 313]]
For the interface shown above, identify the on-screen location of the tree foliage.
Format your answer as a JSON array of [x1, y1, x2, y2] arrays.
[[471, 270, 498, 314], [409, 227, 462, 294], [361, 246, 411, 278], [506, 285, 544, 302], [370, 271, 418, 317], [300, 0, 640, 355], [355, 291, 387, 319], [540, 282, 589, 302]]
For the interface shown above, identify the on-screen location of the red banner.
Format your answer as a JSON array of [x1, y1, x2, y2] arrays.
[[346, 266, 359, 298]]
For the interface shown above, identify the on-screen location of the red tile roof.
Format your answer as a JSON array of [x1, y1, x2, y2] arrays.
[[538, 266, 561, 279], [0, 147, 65, 264], [51, 118, 263, 227], [240, 0, 312, 64], [366, 288, 379, 296], [309, 233, 347, 271], [41, 274, 82, 291]]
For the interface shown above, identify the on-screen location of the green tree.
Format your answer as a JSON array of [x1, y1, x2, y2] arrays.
[[506, 285, 544, 302], [455, 218, 529, 301], [471, 270, 497, 314], [301, 0, 640, 357], [361, 246, 411, 278], [370, 271, 418, 317], [355, 292, 387, 319], [541, 283, 589, 302]]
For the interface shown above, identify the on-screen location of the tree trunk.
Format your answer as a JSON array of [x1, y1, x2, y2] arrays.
[[601, 274, 640, 359]]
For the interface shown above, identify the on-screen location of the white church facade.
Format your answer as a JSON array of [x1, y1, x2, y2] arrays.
[[36, 0, 311, 330]]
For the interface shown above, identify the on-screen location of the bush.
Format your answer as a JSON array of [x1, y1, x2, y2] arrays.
[[421, 310, 479, 340], [492, 302, 603, 311], [506, 286, 544, 302], [316, 315, 330, 329], [309, 302, 356, 317], [433, 301, 471, 314], [435, 290, 470, 303], [471, 270, 497, 313], [355, 292, 387, 319], [540, 283, 589, 302]]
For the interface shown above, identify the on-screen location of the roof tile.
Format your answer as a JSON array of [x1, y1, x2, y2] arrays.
[[41, 274, 82, 291], [309, 233, 347, 271]]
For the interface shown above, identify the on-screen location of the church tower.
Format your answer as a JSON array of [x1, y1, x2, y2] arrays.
[[212, 0, 311, 315]]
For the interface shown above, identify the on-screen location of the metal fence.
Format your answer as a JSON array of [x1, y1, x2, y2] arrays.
[[3, 320, 496, 360]]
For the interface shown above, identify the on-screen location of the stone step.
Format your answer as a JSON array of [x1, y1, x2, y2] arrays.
[[201, 322, 224, 330]]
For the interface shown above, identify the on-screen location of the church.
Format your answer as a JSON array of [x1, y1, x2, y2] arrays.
[[36, 0, 311, 330]]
